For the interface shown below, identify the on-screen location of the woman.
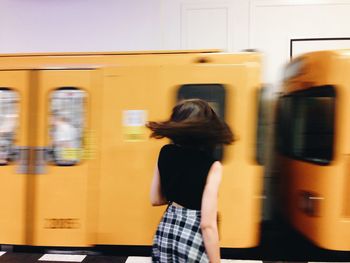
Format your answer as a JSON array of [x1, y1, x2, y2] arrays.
[[147, 99, 234, 262]]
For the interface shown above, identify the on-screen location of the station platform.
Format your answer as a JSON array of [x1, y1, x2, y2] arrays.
[[0, 252, 287, 263], [1, 220, 350, 262]]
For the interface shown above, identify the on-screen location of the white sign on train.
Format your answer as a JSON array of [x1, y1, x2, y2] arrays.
[[123, 110, 147, 127]]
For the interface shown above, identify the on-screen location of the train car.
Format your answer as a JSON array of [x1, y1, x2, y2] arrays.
[[277, 50, 350, 250], [0, 50, 264, 248]]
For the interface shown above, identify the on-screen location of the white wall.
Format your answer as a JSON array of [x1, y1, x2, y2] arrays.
[[161, 0, 250, 52], [250, 0, 350, 89], [163, 0, 350, 88], [0, 0, 162, 53], [1, 0, 350, 88]]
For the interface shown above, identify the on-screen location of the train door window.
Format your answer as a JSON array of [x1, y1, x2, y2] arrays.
[[0, 88, 19, 165], [177, 84, 226, 160], [49, 88, 86, 166], [277, 85, 335, 164]]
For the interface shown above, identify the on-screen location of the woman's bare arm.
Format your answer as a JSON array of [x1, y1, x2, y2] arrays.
[[150, 165, 168, 206], [200, 161, 222, 263]]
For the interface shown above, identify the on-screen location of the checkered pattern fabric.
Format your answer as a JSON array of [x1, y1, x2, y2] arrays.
[[152, 204, 209, 263]]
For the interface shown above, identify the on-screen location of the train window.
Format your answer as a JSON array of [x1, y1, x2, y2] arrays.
[[0, 88, 19, 166], [49, 88, 86, 166], [277, 85, 335, 165], [177, 84, 226, 160]]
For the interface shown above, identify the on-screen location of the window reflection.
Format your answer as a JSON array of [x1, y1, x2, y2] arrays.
[[0, 89, 19, 165], [50, 88, 86, 166]]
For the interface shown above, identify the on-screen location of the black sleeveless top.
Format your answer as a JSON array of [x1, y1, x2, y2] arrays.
[[157, 144, 216, 210]]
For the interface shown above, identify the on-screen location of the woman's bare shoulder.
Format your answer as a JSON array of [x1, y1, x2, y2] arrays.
[[210, 161, 222, 171]]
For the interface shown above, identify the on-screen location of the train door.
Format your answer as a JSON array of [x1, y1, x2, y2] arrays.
[[97, 65, 165, 246], [28, 69, 101, 246], [96, 60, 263, 248], [160, 63, 263, 248], [0, 70, 30, 245]]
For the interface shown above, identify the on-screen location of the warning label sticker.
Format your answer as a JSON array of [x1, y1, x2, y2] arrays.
[[122, 110, 147, 142]]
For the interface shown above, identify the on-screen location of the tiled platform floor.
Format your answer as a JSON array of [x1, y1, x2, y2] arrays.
[[1, 221, 350, 262], [0, 252, 308, 263]]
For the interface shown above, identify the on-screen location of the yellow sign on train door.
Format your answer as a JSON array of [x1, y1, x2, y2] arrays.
[[122, 110, 147, 142]]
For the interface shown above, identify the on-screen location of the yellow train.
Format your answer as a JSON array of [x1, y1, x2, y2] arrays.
[[277, 49, 350, 251], [0, 50, 264, 248]]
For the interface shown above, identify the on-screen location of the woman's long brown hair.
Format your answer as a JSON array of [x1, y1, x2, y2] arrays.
[[146, 99, 234, 147]]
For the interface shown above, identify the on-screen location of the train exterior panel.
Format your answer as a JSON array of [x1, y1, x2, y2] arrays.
[[278, 50, 350, 250], [0, 50, 263, 248]]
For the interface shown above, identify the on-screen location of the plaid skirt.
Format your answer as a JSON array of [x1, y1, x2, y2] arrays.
[[152, 204, 209, 263]]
